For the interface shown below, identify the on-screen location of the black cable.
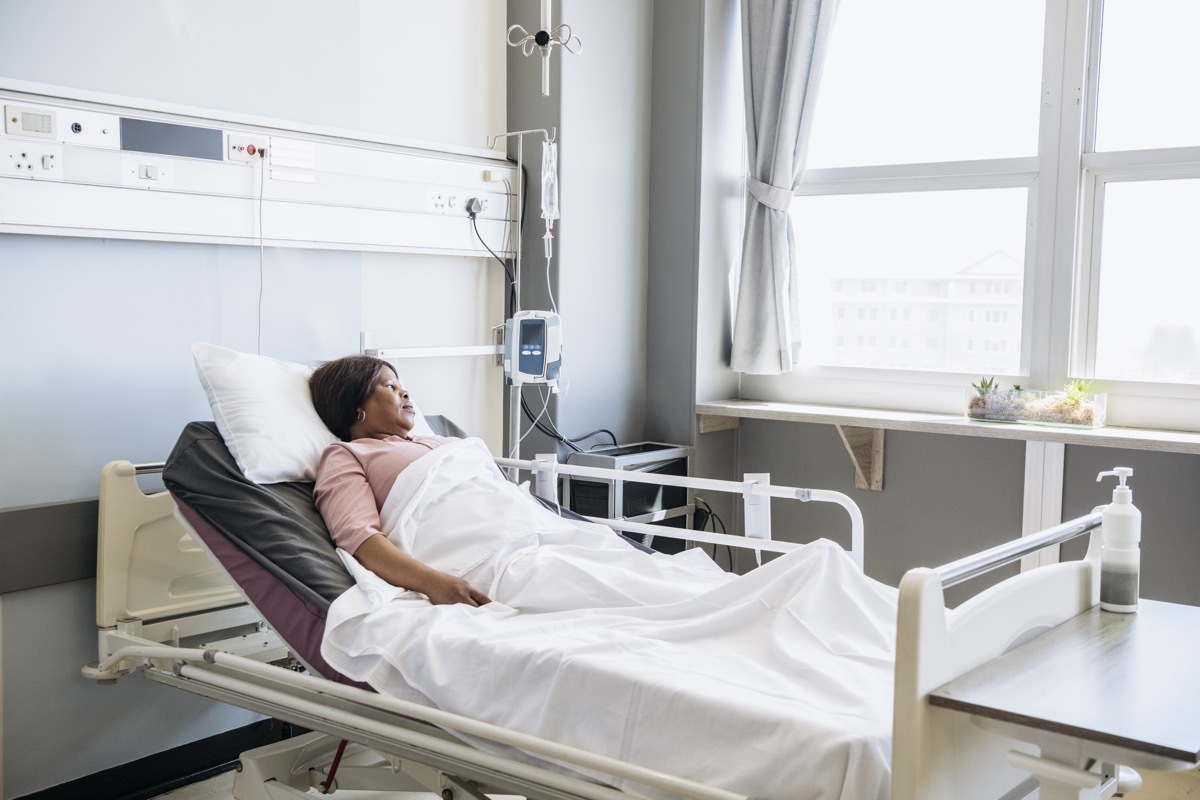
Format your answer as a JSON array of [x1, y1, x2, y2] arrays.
[[519, 162, 528, 239], [712, 509, 733, 570], [469, 212, 516, 316], [520, 390, 583, 452], [694, 497, 733, 570], [573, 429, 620, 448], [515, 386, 624, 455]]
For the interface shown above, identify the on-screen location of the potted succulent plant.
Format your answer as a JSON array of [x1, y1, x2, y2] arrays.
[[965, 378, 1106, 428], [966, 376, 998, 420]]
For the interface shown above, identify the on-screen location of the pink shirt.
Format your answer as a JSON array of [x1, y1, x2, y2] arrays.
[[313, 434, 454, 554]]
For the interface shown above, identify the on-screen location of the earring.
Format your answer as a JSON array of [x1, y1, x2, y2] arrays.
[[356, 410, 365, 422]]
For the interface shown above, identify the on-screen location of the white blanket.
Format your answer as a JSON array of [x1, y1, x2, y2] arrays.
[[322, 438, 897, 800]]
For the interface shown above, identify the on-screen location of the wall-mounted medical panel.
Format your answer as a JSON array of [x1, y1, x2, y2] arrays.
[[0, 88, 517, 256]]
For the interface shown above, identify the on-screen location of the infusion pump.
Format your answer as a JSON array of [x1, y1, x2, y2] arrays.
[[504, 311, 562, 387]]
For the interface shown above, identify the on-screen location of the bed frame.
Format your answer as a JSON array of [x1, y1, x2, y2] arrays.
[[85, 446, 1121, 800]]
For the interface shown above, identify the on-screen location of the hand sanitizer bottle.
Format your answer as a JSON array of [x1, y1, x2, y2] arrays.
[[1096, 467, 1141, 613]]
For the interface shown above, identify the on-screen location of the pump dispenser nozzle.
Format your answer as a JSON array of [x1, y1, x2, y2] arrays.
[[1097, 467, 1134, 503], [1097, 467, 1133, 487]]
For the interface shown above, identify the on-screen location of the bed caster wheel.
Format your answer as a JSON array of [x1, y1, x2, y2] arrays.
[[1115, 765, 1142, 796]]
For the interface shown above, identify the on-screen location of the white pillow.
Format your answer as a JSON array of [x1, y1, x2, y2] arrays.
[[190, 343, 433, 484]]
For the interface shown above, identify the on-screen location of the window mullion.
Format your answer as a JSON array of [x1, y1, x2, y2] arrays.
[[1029, 0, 1094, 392], [1074, 169, 1103, 376], [796, 157, 1039, 195]]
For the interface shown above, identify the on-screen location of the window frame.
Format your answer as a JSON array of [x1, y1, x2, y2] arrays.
[[743, 0, 1200, 433]]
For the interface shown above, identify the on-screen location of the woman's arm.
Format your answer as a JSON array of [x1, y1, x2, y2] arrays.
[[315, 444, 489, 606], [355, 535, 490, 606]]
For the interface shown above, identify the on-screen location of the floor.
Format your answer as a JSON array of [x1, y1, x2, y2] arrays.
[[157, 765, 1200, 799], [154, 769, 430, 799]]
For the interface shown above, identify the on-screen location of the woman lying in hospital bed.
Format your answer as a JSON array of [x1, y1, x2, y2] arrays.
[[305, 354, 899, 800], [310, 354, 736, 610]]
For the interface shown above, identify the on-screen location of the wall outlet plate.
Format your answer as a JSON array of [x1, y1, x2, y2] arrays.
[[61, 109, 121, 149], [2, 139, 64, 180], [428, 187, 461, 212], [227, 133, 269, 163]]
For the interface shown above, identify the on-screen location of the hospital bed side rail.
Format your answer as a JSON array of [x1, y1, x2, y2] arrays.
[[88, 644, 752, 800], [893, 510, 1108, 800], [125, 462, 166, 475], [129, 457, 868, 567], [934, 510, 1103, 588], [497, 455, 865, 568]]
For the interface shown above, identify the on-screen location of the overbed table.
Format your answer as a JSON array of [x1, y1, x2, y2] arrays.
[[930, 598, 1200, 799]]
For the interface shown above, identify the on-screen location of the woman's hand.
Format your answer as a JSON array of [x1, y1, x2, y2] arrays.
[[424, 571, 491, 606], [353, 535, 490, 606]]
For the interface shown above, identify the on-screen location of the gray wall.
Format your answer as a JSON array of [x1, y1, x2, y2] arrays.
[[646, 0, 742, 449], [1061, 445, 1200, 606], [646, 0, 703, 448], [507, 0, 653, 455], [732, 423, 1030, 607], [557, 0, 653, 445], [725, 424, 1200, 607]]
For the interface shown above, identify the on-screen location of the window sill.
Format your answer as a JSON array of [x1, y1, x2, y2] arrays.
[[697, 399, 1200, 456]]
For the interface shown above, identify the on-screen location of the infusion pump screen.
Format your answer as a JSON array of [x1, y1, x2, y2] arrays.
[[518, 320, 546, 373]]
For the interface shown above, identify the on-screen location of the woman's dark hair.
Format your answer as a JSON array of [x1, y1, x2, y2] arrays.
[[309, 355, 396, 441]]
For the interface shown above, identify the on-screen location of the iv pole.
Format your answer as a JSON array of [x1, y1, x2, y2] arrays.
[[486, 127, 556, 463]]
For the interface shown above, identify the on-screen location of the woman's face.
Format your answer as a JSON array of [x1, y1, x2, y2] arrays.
[[355, 367, 417, 439]]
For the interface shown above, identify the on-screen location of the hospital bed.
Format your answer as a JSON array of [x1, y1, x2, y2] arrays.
[[84, 415, 1147, 800]]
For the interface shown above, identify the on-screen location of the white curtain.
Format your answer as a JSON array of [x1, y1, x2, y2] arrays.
[[731, 0, 839, 374]]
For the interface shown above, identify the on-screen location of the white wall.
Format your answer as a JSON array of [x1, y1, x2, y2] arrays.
[[360, 1, 507, 150], [360, 253, 506, 448], [0, 1, 361, 129], [0, 3, 506, 796]]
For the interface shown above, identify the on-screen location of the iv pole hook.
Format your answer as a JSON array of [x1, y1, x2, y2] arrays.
[[505, 0, 582, 97], [486, 128, 556, 151]]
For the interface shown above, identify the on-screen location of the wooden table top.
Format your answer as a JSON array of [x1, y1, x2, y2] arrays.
[[929, 599, 1200, 764]]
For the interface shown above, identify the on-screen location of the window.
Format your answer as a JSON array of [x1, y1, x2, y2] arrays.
[[1077, 1, 1200, 414], [750, 0, 1200, 431]]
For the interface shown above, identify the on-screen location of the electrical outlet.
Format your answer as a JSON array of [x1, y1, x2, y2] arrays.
[[428, 188, 463, 213], [227, 133, 268, 162], [3, 140, 64, 180]]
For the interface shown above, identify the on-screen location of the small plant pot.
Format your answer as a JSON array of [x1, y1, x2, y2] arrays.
[[966, 388, 1107, 429]]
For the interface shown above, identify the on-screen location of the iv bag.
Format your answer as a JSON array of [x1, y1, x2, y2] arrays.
[[541, 141, 560, 221]]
